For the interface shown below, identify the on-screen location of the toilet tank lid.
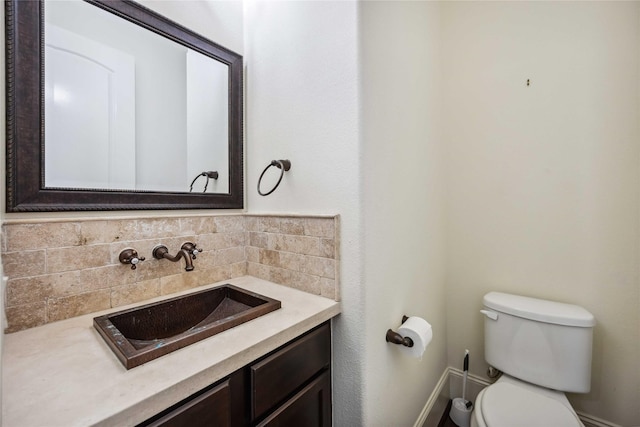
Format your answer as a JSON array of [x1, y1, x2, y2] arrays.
[[483, 292, 596, 327]]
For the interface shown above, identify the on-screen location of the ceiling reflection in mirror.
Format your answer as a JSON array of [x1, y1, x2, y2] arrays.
[[44, 0, 229, 194]]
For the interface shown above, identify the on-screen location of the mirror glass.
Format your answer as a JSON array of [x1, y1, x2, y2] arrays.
[[45, 0, 228, 193], [6, 0, 243, 211]]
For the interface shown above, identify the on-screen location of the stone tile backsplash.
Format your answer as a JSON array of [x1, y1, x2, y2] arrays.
[[1, 214, 339, 333]]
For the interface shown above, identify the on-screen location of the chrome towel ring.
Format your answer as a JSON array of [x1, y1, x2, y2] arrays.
[[257, 159, 291, 196]]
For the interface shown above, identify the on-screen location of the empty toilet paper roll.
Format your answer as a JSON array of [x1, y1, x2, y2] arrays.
[[397, 317, 433, 358]]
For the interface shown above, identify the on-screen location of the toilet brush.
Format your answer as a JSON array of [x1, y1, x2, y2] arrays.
[[449, 350, 473, 427], [462, 350, 470, 408]]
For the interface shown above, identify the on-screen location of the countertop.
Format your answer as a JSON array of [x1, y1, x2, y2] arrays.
[[2, 276, 341, 427]]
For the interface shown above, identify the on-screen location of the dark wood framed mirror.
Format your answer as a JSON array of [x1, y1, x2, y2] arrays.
[[6, 0, 243, 212]]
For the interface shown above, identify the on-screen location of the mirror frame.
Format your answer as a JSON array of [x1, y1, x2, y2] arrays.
[[5, 0, 244, 212]]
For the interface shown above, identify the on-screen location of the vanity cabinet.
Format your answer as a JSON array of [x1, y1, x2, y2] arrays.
[[138, 322, 331, 427]]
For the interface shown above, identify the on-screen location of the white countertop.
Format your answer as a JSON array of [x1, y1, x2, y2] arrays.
[[2, 276, 341, 427]]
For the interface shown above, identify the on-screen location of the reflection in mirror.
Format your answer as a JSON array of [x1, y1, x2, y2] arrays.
[[5, 0, 243, 211], [44, 0, 229, 193]]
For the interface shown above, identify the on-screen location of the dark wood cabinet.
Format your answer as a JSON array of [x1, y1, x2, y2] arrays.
[[138, 322, 331, 427], [139, 369, 246, 427], [251, 324, 331, 421], [256, 371, 331, 427]]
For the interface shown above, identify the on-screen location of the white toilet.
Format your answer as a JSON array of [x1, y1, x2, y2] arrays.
[[472, 292, 595, 427]]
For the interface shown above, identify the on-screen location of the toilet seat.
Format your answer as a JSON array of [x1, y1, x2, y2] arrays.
[[474, 381, 583, 427]]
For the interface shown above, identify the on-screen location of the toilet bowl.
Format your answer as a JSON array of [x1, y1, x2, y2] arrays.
[[471, 375, 583, 427]]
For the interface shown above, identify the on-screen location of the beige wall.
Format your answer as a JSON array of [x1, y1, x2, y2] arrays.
[[360, 2, 447, 426], [442, 2, 640, 425]]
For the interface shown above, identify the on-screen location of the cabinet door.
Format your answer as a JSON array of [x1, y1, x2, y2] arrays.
[[256, 371, 331, 427], [251, 323, 331, 421]]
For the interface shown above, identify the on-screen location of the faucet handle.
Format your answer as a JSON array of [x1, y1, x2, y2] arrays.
[[181, 242, 201, 259], [119, 248, 146, 270]]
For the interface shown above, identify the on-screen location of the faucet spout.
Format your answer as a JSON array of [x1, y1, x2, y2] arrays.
[[152, 245, 195, 271]]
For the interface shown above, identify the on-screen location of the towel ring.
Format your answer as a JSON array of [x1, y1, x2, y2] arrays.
[[257, 160, 291, 196]]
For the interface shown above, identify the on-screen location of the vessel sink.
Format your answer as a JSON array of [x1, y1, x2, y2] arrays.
[[93, 284, 281, 369]]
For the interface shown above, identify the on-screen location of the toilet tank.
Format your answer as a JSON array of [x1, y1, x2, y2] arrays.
[[482, 292, 595, 393]]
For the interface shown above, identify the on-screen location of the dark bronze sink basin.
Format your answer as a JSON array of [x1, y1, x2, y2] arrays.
[[94, 284, 281, 369]]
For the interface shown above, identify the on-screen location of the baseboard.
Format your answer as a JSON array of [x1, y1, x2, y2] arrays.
[[415, 367, 621, 427], [577, 411, 623, 427], [413, 367, 451, 427]]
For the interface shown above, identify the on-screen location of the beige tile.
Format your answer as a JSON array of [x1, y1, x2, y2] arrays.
[[280, 218, 305, 235], [273, 234, 321, 256], [303, 256, 335, 279], [5, 302, 46, 333], [203, 265, 234, 284], [247, 262, 270, 281], [180, 217, 217, 236], [47, 245, 112, 273], [37, 271, 81, 300], [244, 216, 260, 232], [4, 222, 81, 251], [111, 279, 160, 307], [319, 278, 337, 300], [304, 218, 335, 238], [214, 216, 245, 232], [142, 253, 184, 279], [278, 252, 306, 272], [259, 249, 281, 268], [160, 266, 231, 295], [80, 265, 136, 290], [47, 290, 111, 322], [80, 220, 137, 245], [248, 232, 269, 249], [319, 239, 336, 259], [159, 273, 194, 295], [230, 262, 247, 278], [136, 218, 182, 240], [198, 232, 246, 250], [3, 213, 341, 333], [214, 247, 246, 267], [269, 268, 321, 295], [245, 246, 259, 263], [5, 276, 53, 307], [259, 217, 281, 233], [2, 250, 46, 279]]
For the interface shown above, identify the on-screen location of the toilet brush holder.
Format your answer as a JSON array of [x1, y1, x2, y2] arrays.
[[449, 397, 473, 427]]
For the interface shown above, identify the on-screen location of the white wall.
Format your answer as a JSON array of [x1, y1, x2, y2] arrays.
[[442, 2, 640, 425], [360, 2, 447, 426], [243, 1, 363, 424], [141, 0, 244, 56]]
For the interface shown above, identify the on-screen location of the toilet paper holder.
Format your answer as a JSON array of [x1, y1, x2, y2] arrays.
[[385, 315, 414, 347]]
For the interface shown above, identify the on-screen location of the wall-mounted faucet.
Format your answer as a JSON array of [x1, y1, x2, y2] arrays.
[[152, 242, 201, 271]]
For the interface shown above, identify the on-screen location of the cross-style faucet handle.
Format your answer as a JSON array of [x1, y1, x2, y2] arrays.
[[119, 249, 146, 270], [181, 242, 201, 259]]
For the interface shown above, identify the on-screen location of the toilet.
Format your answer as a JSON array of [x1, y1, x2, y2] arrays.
[[472, 292, 595, 427]]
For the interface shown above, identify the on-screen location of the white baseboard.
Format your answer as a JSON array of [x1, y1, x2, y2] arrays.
[[577, 411, 623, 427], [415, 367, 621, 427], [413, 367, 452, 427]]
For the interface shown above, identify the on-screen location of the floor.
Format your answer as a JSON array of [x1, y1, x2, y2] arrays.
[[438, 400, 458, 427]]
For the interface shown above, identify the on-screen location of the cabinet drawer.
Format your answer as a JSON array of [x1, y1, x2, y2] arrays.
[[139, 370, 246, 427], [251, 323, 331, 421], [146, 380, 231, 427], [256, 370, 331, 427]]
